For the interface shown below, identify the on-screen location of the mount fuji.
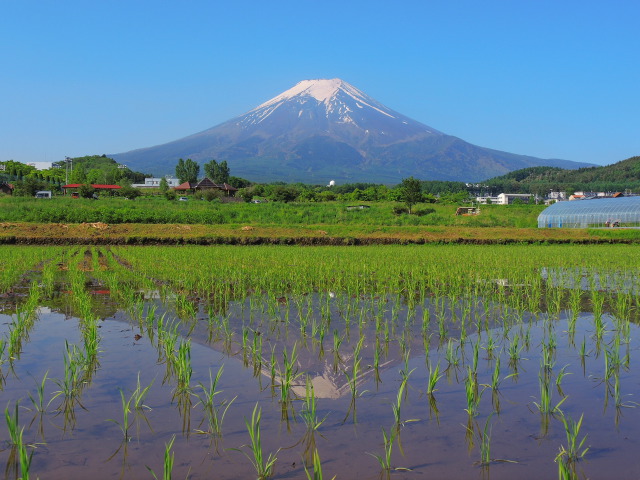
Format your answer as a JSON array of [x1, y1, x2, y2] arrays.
[[111, 79, 591, 183]]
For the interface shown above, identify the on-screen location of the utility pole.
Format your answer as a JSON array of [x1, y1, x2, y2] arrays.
[[65, 156, 72, 184]]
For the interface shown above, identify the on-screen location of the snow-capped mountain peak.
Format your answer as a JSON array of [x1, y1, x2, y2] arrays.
[[261, 78, 346, 105], [243, 78, 401, 126]]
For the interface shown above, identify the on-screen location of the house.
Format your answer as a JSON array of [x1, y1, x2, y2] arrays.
[[173, 178, 238, 196], [0, 182, 14, 195], [173, 181, 197, 192]]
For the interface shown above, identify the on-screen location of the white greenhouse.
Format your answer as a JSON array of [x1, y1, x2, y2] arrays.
[[538, 196, 640, 228]]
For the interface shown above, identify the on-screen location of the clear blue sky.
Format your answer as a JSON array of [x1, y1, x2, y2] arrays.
[[2, 0, 638, 167]]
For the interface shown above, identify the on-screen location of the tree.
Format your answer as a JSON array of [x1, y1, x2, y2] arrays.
[[118, 186, 142, 200], [175, 158, 200, 183], [70, 165, 87, 184], [12, 177, 47, 197], [204, 159, 230, 184], [203, 159, 218, 181], [79, 184, 96, 199], [237, 187, 254, 203], [217, 161, 230, 184], [159, 177, 169, 193], [270, 185, 299, 203], [399, 177, 423, 214]]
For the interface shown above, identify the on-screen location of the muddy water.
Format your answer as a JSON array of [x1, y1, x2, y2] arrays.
[[1, 291, 640, 479]]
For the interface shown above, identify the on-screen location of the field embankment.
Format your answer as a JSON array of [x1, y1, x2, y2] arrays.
[[2, 221, 640, 245]]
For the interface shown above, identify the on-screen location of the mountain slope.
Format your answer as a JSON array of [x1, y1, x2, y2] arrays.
[[483, 156, 640, 195], [111, 79, 592, 183]]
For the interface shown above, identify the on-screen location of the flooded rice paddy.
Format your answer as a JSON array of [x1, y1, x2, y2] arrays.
[[2, 245, 640, 479]]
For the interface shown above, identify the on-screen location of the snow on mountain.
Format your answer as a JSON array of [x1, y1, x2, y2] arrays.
[[111, 78, 592, 183], [247, 79, 396, 123]]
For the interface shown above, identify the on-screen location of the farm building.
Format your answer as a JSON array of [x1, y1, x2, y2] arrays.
[[174, 178, 238, 196], [538, 196, 640, 228]]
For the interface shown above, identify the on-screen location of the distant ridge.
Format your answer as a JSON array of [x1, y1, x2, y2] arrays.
[[111, 78, 594, 183], [483, 155, 640, 195]]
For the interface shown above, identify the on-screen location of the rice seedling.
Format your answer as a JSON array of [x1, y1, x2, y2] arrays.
[[426, 361, 444, 396], [533, 361, 566, 416], [507, 334, 524, 369], [556, 365, 571, 397], [146, 435, 176, 480], [51, 342, 88, 427], [233, 403, 279, 480], [5, 401, 22, 447], [555, 413, 589, 468], [27, 370, 52, 414], [303, 448, 336, 480], [194, 367, 236, 437], [17, 431, 34, 480], [132, 372, 154, 411], [367, 426, 397, 475], [4, 402, 34, 480], [392, 368, 418, 430], [485, 355, 512, 394], [107, 388, 137, 442], [299, 376, 326, 433], [464, 366, 484, 417], [173, 340, 192, 397], [278, 343, 301, 408], [445, 338, 460, 368]]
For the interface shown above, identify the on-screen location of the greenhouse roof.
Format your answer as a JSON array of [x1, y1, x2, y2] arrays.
[[538, 196, 640, 228]]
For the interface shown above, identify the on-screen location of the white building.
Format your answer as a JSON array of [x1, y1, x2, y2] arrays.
[[476, 196, 500, 204], [27, 162, 53, 171], [476, 193, 533, 205], [548, 191, 566, 200], [496, 193, 533, 205], [132, 176, 181, 188]]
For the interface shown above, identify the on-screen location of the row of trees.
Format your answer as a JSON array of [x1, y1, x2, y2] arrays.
[[175, 158, 231, 184], [233, 177, 470, 210]]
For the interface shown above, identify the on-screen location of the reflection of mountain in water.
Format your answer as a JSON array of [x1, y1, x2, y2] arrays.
[[81, 292, 546, 399], [4, 280, 595, 399]]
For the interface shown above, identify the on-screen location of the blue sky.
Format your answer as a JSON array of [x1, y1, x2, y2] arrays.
[[2, 0, 639, 167]]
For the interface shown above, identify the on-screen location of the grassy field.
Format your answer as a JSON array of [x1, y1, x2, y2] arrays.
[[3, 195, 640, 244], [0, 195, 541, 226]]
